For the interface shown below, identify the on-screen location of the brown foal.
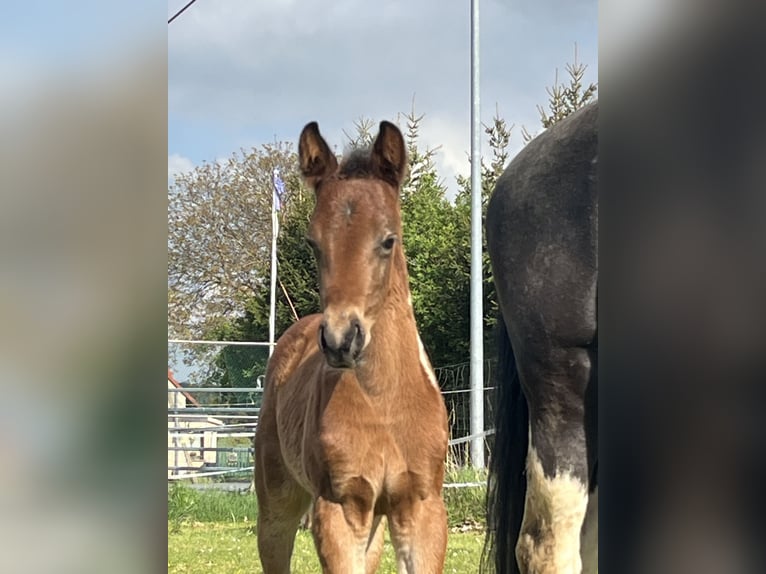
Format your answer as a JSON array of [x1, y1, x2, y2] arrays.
[[254, 120, 449, 573]]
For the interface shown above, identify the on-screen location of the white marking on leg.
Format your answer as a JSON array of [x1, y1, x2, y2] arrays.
[[517, 436, 589, 574], [351, 539, 366, 574], [395, 545, 416, 574], [581, 486, 598, 574], [416, 333, 438, 388]]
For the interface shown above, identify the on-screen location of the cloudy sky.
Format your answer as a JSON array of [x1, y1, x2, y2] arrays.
[[168, 0, 598, 195]]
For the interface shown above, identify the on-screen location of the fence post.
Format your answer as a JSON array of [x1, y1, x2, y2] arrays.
[[469, 0, 485, 469]]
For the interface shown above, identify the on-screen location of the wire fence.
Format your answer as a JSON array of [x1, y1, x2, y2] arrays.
[[168, 341, 495, 489]]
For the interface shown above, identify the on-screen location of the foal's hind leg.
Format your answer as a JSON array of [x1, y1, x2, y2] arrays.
[[515, 349, 592, 574]]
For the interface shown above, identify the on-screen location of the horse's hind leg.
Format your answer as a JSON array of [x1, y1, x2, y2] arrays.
[[580, 485, 598, 574], [515, 348, 592, 574]]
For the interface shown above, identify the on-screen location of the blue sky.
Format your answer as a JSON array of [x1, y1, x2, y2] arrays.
[[168, 0, 598, 195], [0, 2, 163, 118], [1, 1, 159, 67], [166, 0, 597, 380]]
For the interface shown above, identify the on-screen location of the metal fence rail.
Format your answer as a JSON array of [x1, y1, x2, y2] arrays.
[[167, 359, 495, 488]]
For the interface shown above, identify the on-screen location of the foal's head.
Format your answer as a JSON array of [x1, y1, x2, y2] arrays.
[[298, 120, 409, 369]]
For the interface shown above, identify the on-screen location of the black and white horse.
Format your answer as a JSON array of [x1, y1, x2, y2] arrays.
[[483, 101, 598, 574]]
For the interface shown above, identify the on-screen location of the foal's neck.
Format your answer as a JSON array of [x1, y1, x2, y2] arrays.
[[355, 256, 423, 394]]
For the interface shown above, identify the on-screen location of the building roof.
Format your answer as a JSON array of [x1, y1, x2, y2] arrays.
[[168, 369, 201, 407]]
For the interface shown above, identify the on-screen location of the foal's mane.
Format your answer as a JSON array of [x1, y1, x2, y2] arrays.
[[336, 147, 378, 180]]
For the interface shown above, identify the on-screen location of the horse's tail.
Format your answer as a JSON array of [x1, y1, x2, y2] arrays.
[[481, 312, 527, 574]]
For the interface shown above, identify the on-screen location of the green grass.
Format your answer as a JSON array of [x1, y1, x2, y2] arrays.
[[169, 467, 487, 528], [443, 466, 487, 529], [169, 484, 259, 529], [168, 469, 488, 572], [168, 521, 485, 574]]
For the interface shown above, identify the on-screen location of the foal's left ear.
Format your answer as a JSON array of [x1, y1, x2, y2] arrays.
[[371, 121, 408, 188], [299, 122, 339, 189]]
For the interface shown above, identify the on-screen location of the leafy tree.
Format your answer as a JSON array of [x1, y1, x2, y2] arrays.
[[205, 181, 320, 381], [521, 43, 598, 143], [190, 168, 320, 401], [168, 143, 302, 340], [454, 108, 515, 358], [167, 45, 598, 403], [342, 117, 376, 150], [453, 46, 599, 365], [168, 142, 312, 399], [398, 110, 469, 368]]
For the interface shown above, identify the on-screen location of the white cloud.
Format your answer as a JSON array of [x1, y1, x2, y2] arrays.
[[167, 153, 195, 183], [168, 0, 597, 195], [418, 114, 470, 195]]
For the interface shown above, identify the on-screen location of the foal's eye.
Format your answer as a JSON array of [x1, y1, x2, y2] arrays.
[[380, 236, 396, 252]]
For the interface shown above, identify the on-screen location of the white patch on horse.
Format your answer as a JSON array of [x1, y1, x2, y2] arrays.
[[580, 485, 598, 574], [395, 544, 416, 574], [516, 442, 589, 574], [349, 538, 366, 574], [416, 333, 438, 388]]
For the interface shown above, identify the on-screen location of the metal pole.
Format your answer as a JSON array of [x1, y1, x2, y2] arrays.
[[469, 0, 484, 469], [268, 183, 278, 357], [172, 391, 180, 477]]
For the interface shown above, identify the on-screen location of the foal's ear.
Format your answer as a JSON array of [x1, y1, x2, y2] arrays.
[[298, 122, 338, 188], [371, 121, 408, 188]]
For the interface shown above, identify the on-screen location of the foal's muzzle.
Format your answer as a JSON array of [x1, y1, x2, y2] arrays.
[[318, 316, 365, 368]]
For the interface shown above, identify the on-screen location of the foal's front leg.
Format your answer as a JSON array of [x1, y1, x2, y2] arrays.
[[388, 493, 448, 574], [312, 484, 376, 574]]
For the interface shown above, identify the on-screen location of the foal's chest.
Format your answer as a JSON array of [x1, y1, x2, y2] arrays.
[[312, 378, 446, 504]]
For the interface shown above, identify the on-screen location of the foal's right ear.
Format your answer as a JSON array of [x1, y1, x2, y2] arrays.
[[298, 122, 338, 189]]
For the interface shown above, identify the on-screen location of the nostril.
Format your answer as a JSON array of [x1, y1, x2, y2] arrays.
[[350, 319, 365, 353], [354, 320, 364, 342], [318, 324, 328, 351]]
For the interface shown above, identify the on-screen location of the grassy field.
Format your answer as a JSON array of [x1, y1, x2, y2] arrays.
[[168, 521, 484, 574], [168, 468, 488, 573]]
